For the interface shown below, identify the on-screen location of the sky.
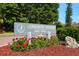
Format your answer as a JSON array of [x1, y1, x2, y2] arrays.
[[58, 3, 79, 24]]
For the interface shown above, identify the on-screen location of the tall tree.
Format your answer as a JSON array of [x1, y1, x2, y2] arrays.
[[27, 3, 59, 25], [0, 3, 59, 32], [65, 3, 72, 26], [0, 4, 18, 31]]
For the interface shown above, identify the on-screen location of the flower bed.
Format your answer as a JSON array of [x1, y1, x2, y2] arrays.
[[10, 36, 59, 51]]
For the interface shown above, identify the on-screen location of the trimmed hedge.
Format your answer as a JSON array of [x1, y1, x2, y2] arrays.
[[57, 27, 79, 42]]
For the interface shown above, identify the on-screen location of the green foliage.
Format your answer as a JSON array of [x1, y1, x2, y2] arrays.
[[65, 3, 72, 26], [57, 27, 79, 42], [10, 37, 59, 51], [31, 37, 59, 49], [0, 3, 59, 32], [56, 22, 65, 28], [10, 37, 29, 51], [32, 39, 49, 49]]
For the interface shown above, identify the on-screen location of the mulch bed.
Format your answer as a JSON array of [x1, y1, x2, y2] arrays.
[[0, 45, 79, 56]]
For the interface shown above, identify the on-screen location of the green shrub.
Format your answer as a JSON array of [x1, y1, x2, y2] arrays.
[[10, 37, 29, 51], [57, 27, 79, 42], [31, 37, 59, 49]]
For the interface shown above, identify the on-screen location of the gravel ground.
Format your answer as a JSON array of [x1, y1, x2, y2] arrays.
[[0, 45, 79, 56]]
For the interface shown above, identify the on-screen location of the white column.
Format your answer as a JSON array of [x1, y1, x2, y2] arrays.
[[48, 31, 51, 39], [27, 32, 32, 45]]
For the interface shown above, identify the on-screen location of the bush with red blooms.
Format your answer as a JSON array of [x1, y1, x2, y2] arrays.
[[10, 36, 60, 51], [10, 37, 29, 51], [21, 37, 26, 40], [22, 44, 27, 48], [16, 44, 20, 48]]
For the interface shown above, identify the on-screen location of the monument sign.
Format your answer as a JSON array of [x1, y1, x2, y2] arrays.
[[14, 22, 56, 37]]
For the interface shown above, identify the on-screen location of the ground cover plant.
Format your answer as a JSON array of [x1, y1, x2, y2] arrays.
[[10, 36, 59, 51]]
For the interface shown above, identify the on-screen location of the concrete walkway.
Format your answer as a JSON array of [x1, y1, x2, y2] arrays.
[[0, 35, 24, 47]]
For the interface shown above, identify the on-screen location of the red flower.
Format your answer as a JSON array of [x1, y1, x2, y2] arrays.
[[22, 44, 27, 48], [16, 44, 20, 48], [21, 37, 25, 40]]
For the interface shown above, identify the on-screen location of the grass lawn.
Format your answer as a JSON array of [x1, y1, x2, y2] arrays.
[[0, 32, 14, 37]]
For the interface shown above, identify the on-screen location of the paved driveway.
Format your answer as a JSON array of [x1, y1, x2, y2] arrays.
[[0, 35, 24, 47]]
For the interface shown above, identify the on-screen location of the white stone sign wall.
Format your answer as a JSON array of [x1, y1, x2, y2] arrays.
[[14, 22, 56, 37]]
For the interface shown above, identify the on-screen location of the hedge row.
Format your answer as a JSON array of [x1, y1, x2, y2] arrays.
[[57, 27, 79, 42]]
